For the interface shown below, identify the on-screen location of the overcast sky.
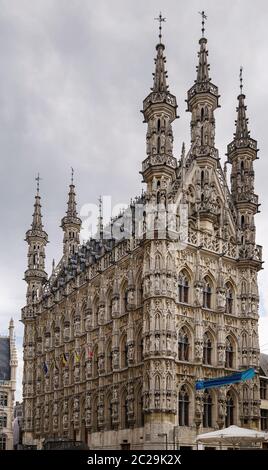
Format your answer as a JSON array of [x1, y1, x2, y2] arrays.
[[0, 0, 268, 400]]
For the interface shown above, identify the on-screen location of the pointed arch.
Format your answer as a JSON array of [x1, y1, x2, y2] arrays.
[[203, 389, 213, 428], [203, 275, 214, 309], [225, 281, 235, 314], [120, 332, 128, 369], [178, 326, 191, 362], [203, 331, 213, 365], [178, 384, 190, 426], [120, 279, 128, 314], [178, 269, 190, 304]]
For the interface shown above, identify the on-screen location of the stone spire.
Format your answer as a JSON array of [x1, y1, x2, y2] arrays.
[[24, 176, 48, 305], [227, 69, 260, 261], [141, 14, 178, 192], [234, 68, 250, 140], [186, 12, 219, 154], [61, 168, 81, 259], [31, 174, 43, 231]]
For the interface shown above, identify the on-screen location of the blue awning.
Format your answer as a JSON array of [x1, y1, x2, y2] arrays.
[[195, 368, 255, 390]]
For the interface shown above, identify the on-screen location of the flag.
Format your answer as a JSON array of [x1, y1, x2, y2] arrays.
[[62, 353, 68, 366], [43, 361, 48, 375], [74, 350, 80, 363], [86, 345, 93, 359], [195, 368, 255, 390], [54, 358, 59, 371]]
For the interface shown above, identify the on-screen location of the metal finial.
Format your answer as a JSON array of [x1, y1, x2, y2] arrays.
[[35, 173, 42, 194], [71, 167, 74, 184], [198, 10, 207, 38], [239, 66, 243, 94], [154, 12, 166, 44]]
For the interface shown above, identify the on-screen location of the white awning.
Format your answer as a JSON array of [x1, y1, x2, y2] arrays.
[[196, 425, 268, 445]]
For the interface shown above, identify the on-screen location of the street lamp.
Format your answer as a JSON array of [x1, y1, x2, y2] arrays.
[[158, 433, 168, 450]]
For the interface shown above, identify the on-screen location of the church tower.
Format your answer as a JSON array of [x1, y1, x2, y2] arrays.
[[141, 15, 179, 448], [227, 69, 259, 258], [61, 169, 81, 261], [24, 176, 48, 308], [22, 176, 48, 443], [186, 12, 220, 233], [141, 13, 178, 195]]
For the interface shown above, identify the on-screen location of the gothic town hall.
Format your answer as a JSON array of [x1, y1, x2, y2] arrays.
[[21, 20, 262, 449]]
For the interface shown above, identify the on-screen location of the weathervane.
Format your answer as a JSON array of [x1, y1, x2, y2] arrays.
[[240, 66, 243, 94], [154, 12, 166, 43], [35, 173, 42, 194], [198, 10, 207, 37], [71, 167, 74, 184]]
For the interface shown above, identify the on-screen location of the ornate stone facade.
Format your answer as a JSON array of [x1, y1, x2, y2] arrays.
[[0, 319, 17, 450], [21, 22, 262, 449]]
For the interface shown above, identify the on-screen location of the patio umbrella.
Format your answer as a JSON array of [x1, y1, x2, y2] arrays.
[[196, 425, 268, 447]]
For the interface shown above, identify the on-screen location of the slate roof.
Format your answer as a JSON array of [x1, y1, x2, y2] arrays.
[[260, 353, 268, 377], [0, 337, 11, 381]]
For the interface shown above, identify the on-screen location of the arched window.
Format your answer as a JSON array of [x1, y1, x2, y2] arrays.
[[107, 291, 112, 321], [120, 335, 128, 369], [203, 332, 212, 365], [178, 328, 189, 361], [0, 394, 8, 407], [178, 272, 189, 304], [0, 415, 7, 428], [136, 330, 143, 363], [225, 337, 234, 368], [226, 284, 234, 314], [121, 391, 129, 429], [93, 346, 98, 378], [106, 393, 113, 430], [203, 277, 212, 309], [106, 341, 113, 373], [136, 386, 144, 427], [0, 434, 7, 450], [225, 392, 235, 427], [178, 385, 189, 426], [203, 390, 213, 428]]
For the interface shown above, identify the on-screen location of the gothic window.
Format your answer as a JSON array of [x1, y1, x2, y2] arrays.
[[261, 409, 268, 431], [107, 291, 112, 321], [226, 284, 234, 314], [121, 391, 129, 429], [0, 434, 6, 450], [155, 313, 160, 331], [0, 415, 7, 428], [155, 254, 161, 271], [178, 385, 189, 426], [157, 119, 161, 132], [93, 346, 98, 378], [260, 379, 267, 400], [106, 394, 113, 430], [106, 341, 112, 373], [136, 386, 144, 427], [203, 390, 213, 428], [203, 332, 212, 365], [0, 394, 7, 407], [242, 333, 248, 355], [225, 392, 235, 427], [120, 335, 128, 369], [203, 277, 212, 309], [241, 215, 245, 229], [225, 337, 234, 368], [178, 328, 189, 361], [155, 375, 160, 391], [136, 330, 143, 363], [178, 272, 189, 304], [157, 136, 161, 153]]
